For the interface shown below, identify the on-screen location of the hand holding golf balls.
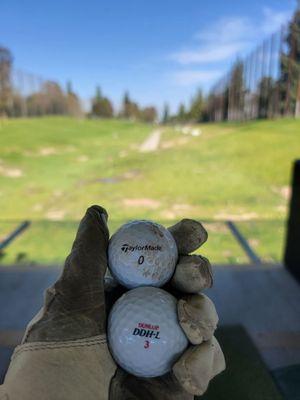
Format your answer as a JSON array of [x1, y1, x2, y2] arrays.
[[107, 219, 225, 387], [6, 206, 225, 400]]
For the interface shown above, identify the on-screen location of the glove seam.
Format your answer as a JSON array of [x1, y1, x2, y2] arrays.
[[12, 335, 108, 359]]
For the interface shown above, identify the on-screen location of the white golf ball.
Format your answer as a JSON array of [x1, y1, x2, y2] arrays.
[[108, 220, 178, 288], [108, 286, 188, 377]]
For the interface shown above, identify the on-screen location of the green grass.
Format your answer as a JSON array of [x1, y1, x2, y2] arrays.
[[0, 116, 299, 265]]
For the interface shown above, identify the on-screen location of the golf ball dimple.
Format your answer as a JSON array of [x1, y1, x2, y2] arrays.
[[108, 220, 178, 288], [108, 287, 188, 377]]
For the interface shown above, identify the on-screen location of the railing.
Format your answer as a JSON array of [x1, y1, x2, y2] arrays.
[[0, 218, 285, 266]]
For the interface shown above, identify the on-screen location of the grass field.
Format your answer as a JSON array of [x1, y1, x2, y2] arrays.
[[0, 116, 299, 265]]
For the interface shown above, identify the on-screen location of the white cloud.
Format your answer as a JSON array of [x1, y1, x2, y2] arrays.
[[171, 42, 246, 65], [262, 7, 294, 34], [172, 70, 222, 86], [167, 7, 294, 90], [195, 17, 254, 44], [170, 17, 255, 66], [170, 8, 293, 66]]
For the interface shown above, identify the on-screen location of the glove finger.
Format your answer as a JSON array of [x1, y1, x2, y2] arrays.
[[171, 255, 213, 293], [172, 337, 226, 396], [168, 219, 208, 255], [24, 205, 109, 342], [56, 204, 109, 306], [109, 368, 193, 400], [177, 294, 218, 345]]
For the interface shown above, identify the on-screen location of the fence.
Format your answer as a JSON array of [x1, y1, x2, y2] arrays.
[[9, 69, 47, 117], [6, 69, 50, 117], [208, 12, 300, 122], [0, 48, 82, 117]]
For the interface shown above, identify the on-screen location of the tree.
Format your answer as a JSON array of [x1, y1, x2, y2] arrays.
[[26, 92, 45, 116], [95, 86, 102, 101], [121, 91, 131, 118], [222, 87, 230, 121], [26, 81, 67, 116], [139, 106, 157, 123], [205, 93, 218, 121], [11, 94, 25, 117], [228, 60, 245, 120], [257, 77, 276, 119], [93, 98, 114, 118], [66, 81, 82, 117], [278, 9, 300, 115], [43, 81, 67, 114], [177, 103, 186, 121], [189, 89, 205, 122], [120, 91, 140, 120], [0, 47, 13, 116], [91, 86, 113, 118], [162, 103, 170, 124]]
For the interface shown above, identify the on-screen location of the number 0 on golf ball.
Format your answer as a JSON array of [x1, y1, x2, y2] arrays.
[[108, 220, 178, 288], [108, 287, 188, 377]]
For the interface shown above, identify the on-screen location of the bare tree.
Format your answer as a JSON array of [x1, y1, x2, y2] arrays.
[[0, 47, 13, 116]]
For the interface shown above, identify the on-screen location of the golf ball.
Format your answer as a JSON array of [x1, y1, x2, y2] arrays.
[[108, 286, 188, 377], [108, 220, 178, 288]]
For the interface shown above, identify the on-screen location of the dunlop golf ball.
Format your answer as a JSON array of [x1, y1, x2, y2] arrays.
[[108, 286, 188, 377]]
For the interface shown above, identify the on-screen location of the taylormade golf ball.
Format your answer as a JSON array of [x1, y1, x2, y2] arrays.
[[108, 220, 178, 288], [108, 286, 188, 377]]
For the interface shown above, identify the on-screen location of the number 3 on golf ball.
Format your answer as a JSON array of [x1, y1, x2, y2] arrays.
[[108, 220, 178, 288]]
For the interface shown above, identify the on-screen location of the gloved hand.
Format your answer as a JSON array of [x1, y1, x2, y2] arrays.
[[0, 205, 225, 400]]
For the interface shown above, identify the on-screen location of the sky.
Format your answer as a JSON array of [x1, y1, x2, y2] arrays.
[[0, 0, 297, 113]]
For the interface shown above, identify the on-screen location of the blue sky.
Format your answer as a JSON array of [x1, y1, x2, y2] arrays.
[[0, 0, 297, 113]]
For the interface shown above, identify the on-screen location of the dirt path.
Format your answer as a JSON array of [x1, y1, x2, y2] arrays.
[[139, 128, 162, 152]]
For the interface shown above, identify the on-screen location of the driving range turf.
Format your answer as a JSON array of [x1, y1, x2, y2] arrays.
[[0, 116, 299, 265]]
